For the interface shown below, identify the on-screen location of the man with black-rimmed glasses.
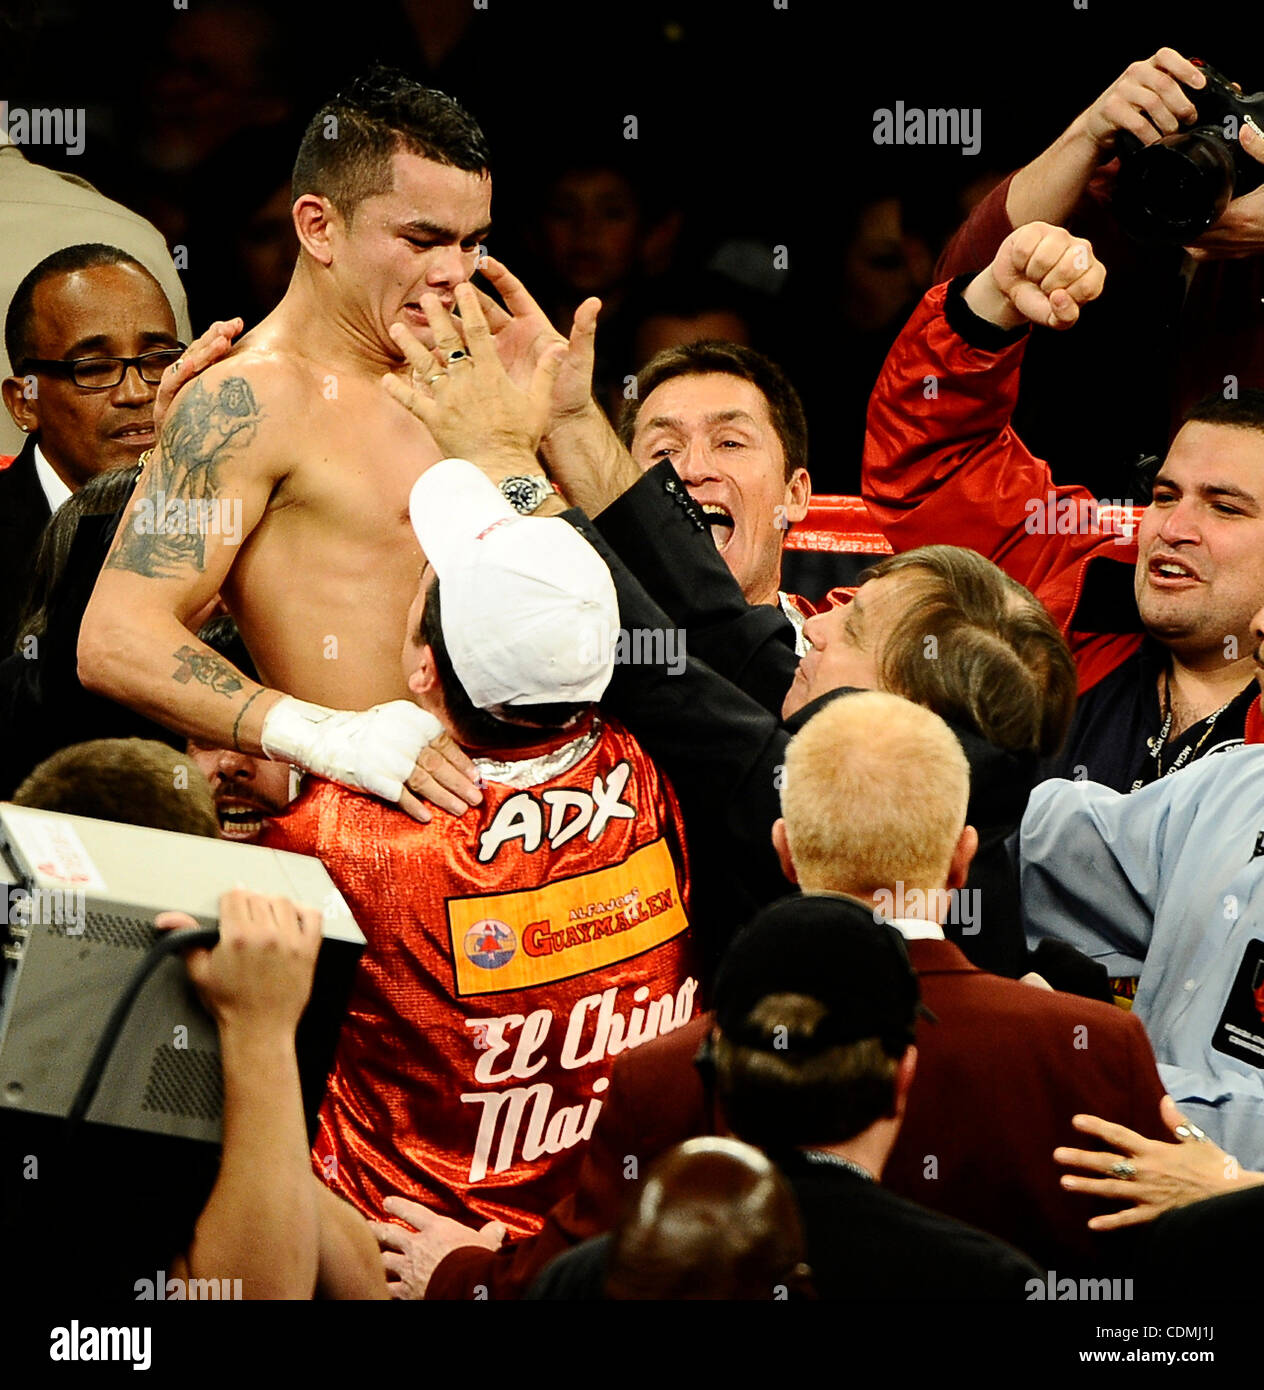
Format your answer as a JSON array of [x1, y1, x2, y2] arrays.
[[0, 243, 183, 649]]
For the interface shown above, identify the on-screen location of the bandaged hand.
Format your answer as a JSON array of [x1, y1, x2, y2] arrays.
[[261, 695, 480, 821]]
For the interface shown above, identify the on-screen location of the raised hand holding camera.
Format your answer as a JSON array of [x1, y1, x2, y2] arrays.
[[1186, 114, 1264, 259], [1071, 47, 1204, 155], [1113, 59, 1264, 243]]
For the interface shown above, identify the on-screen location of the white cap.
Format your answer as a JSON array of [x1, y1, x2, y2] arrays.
[[408, 458, 619, 709]]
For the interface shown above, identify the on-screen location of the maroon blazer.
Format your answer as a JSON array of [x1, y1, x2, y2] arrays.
[[428, 938, 1167, 1298]]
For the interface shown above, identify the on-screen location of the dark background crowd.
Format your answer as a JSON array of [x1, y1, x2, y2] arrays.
[[1, 0, 1249, 492]]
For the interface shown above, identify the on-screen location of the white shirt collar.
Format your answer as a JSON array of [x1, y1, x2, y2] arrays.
[[32, 443, 73, 513], [886, 916, 946, 942], [778, 591, 811, 657]]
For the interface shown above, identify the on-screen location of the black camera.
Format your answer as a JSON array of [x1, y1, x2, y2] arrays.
[[1111, 60, 1264, 243]]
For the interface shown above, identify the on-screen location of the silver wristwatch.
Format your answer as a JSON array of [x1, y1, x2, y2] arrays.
[[499, 475, 556, 515]]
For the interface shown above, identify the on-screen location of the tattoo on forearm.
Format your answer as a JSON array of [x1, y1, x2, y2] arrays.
[[172, 645, 244, 698], [232, 689, 265, 751], [107, 376, 262, 579]]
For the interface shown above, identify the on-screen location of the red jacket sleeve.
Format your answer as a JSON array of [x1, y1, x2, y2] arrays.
[[935, 163, 1124, 282], [861, 280, 1141, 687]]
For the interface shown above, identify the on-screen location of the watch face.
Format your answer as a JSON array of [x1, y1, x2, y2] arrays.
[[501, 476, 548, 513]]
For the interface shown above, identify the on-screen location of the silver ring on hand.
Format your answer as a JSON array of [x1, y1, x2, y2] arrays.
[[443, 347, 470, 365], [1174, 1123, 1209, 1143], [1109, 1160, 1138, 1180]]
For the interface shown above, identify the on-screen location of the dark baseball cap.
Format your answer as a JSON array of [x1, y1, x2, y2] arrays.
[[713, 894, 932, 1058]]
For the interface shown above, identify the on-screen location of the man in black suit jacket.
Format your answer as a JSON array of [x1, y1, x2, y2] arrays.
[[527, 896, 1041, 1300], [1, 243, 182, 650], [0, 432, 49, 651]]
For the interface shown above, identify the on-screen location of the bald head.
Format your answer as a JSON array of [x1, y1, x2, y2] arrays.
[[778, 691, 971, 899], [605, 1138, 810, 1300]]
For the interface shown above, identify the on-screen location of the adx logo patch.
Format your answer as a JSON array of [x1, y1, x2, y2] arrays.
[[477, 762, 635, 864]]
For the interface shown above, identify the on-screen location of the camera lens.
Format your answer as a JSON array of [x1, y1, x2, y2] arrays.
[[1112, 131, 1236, 242]]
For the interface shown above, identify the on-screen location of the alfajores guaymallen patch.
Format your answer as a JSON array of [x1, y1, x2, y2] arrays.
[[447, 837, 687, 997]]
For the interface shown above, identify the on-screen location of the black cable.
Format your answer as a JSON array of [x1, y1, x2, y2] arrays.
[[66, 925, 220, 1133]]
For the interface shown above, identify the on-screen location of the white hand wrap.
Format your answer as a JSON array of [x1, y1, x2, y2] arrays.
[[261, 696, 443, 802]]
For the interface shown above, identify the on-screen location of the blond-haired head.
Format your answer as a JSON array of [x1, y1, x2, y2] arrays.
[[777, 691, 971, 899]]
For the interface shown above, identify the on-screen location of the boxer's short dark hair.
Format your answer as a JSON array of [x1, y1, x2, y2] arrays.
[[291, 64, 490, 222], [197, 616, 260, 686]]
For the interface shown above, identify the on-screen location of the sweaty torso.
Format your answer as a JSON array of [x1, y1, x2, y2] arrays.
[[218, 330, 443, 708]]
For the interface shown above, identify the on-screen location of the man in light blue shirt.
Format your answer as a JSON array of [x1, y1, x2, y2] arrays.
[[1022, 746, 1264, 1167]]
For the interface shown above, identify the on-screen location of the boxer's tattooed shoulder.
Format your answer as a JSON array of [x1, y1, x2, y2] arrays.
[[172, 645, 244, 698], [107, 375, 263, 579]]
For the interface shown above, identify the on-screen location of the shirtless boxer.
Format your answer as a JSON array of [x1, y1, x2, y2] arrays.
[[78, 66, 598, 819]]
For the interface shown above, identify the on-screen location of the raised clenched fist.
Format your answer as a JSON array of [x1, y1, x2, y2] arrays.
[[968, 222, 1106, 331]]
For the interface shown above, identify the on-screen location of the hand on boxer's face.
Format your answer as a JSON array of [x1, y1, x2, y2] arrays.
[[382, 284, 565, 474], [473, 256, 600, 427]]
